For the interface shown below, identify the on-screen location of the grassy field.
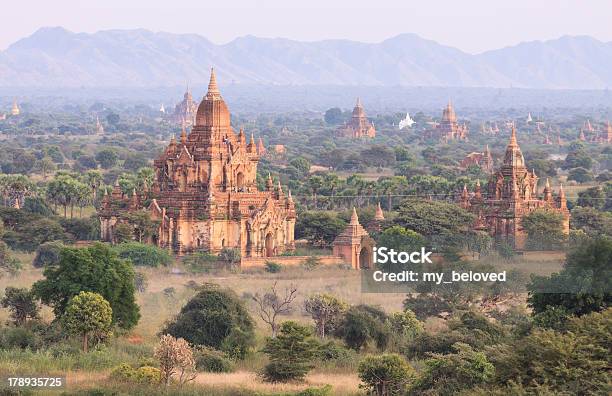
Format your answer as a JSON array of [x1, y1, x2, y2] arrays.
[[0, 250, 565, 395]]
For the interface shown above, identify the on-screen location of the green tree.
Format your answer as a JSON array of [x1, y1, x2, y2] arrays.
[[521, 209, 566, 250], [377, 226, 425, 271], [410, 343, 495, 395], [528, 237, 612, 316], [336, 305, 390, 351], [114, 242, 172, 267], [304, 293, 348, 338], [261, 321, 320, 382], [570, 207, 612, 237], [567, 167, 594, 183], [358, 354, 415, 396], [295, 211, 346, 246], [1, 287, 40, 326], [63, 291, 113, 352], [32, 241, 64, 268], [95, 149, 119, 169], [324, 107, 344, 125], [163, 284, 254, 359], [33, 156, 57, 179], [32, 243, 140, 329]]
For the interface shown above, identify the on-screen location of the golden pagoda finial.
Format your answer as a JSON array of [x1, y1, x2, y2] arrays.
[[509, 125, 518, 146]]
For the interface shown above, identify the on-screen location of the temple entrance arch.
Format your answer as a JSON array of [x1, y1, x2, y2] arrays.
[[359, 246, 371, 269], [265, 232, 274, 257]]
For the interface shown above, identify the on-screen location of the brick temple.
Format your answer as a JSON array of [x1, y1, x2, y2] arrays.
[[100, 69, 296, 257], [425, 101, 468, 141], [459, 126, 569, 250], [336, 98, 376, 138]]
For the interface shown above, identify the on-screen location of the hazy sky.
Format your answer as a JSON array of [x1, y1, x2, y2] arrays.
[[3, 0, 612, 53]]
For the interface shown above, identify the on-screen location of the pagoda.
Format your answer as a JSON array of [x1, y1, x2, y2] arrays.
[[459, 126, 569, 250], [10, 100, 20, 116], [100, 69, 296, 257], [173, 86, 197, 127], [332, 208, 375, 269], [336, 98, 376, 138], [425, 101, 468, 141]]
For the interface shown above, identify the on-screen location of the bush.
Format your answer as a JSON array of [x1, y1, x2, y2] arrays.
[[60, 217, 97, 240], [264, 261, 282, 273], [194, 347, 234, 373], [32, 241, 64, 268], [114, 242, 172, 267], [0, 326, 42, 350], [109, 363, 136, 381], [302, 256, 321, 271], [335, 305, 390, 351], [358, 354, 414, 396], [134, 366, 161, 384], [162, 284, 255, 359], [182, 252, 219, 273], [218, 248, 241, 265]]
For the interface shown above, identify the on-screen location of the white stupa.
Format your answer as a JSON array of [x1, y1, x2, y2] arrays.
[[159, 104, 165, 113], [526, 112, 533, 123], [398, 113, 415, 129]]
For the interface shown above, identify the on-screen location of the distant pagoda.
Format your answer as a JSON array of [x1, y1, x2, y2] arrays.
[[336, 98, 376, 139]]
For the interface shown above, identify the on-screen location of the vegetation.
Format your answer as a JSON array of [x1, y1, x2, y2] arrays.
[[63, 291, 113, 352]]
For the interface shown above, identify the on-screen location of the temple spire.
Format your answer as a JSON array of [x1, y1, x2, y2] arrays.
[[509, 125, 518, 146], [206, 68, 221, 99], [350, 207, 359, 225], [180, 123, 187, 144], [374, 202, 385, 220]]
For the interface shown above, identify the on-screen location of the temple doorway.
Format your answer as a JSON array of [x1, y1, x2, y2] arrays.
[[359, 247, 371, 269], [265, 233, 274, 257], [236, 172, 245, 190]]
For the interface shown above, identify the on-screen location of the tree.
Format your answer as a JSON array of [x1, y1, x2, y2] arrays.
[[528, 237, 612, 316], [567, 167, 594, 183], [125, 211, 158, 243], [377, 226, 425, 271], [63, 291, 113, 352], [34, 156, 56, 179], [32, 243, 140, 329], [336, 305, 390, 351], [411, 343, 495, 395], [261, 321, 320, 382], [295, 211, 346, 246], [32, 241, 64, 268], [114, 242, 172, 267], [324, 107, 344, 125], [570, 207, 612, 237], [95, 149, 119, 169], [113, 223, 134, 244], [163, 284, 254, 359], [1, 287, 39, 326], [576, 186, 605, 210], [304, 293, 348, 338], [252, 282, 298, 337], [155, 334, 196, 386], [388, 310, 423, 339], [521, 209, 566, 250], [358, 354, 415, 396]]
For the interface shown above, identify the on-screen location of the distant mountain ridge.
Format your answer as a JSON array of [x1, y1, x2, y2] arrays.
[[1, 27, 611, 89]]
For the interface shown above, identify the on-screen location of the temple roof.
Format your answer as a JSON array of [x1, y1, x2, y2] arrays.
[[195, 68, 230, 128]]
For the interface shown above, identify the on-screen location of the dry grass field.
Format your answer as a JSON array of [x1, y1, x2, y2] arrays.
[[0, 249, 565, 395]]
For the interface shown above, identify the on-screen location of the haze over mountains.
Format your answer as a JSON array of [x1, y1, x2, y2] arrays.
[[1, 27, 611, 89]]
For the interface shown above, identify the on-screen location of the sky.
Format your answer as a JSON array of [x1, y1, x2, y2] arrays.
[[2, 0, 612, 53]]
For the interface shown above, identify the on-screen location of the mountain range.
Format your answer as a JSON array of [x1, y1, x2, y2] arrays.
[[1, 27, 611, 89]]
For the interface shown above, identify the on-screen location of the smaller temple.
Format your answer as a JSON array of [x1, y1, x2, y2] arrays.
[[332, 208, 375, 269], [366, 202, 385, 233], [11, 100, 20, 116], [95, 116, 104, 134], [398, 113, 415, 130], [424, 101, 468, 141], [336, 98, 376, 138], [172, 86, 197, 126], [257, 137, 266, 156], [460, 127, 569, 250], [459, 145, 494, 173]]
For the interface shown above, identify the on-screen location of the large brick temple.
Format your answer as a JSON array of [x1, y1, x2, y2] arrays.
[[459, 126, 569, 250], [336, 98, 376, 138], [100, 69, 296, 257]]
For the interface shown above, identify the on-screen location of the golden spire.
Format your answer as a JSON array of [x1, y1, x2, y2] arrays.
[[509, 125, 518, 146]]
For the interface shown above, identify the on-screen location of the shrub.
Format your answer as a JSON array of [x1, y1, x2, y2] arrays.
[[182, 252, 219, 273], [134, 366, 162, 384], [302, 256, 321, 271], [358, 353, 415, 396], [335, 305, 390, 351], [261, 321, 320, 382], [296, 385, 333, 396], [32, 241, 64, 268], [194, 347, 234, 373], [218, 248, 241, 265], [264, 261, 282, 273], [162, 284, 255, 359], [109, 363, 136, 381], [114, 242, 172, 267], [0, 326, 42, 350]]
